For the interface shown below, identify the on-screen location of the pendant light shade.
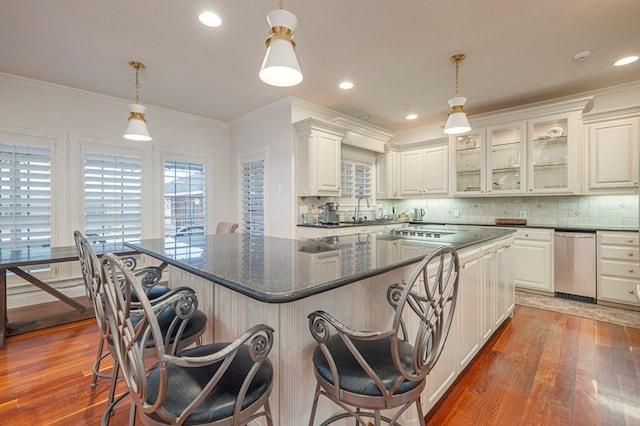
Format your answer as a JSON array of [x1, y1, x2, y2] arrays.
[[444, 54, 471, 135], [124, 61, 152, 141], [259, 3, 303, 87], [124, 103, 151, 141]]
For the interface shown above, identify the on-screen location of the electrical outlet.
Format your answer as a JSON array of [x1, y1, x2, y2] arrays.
[[519, 210, 526, 218], [454, 209, 460, 218]]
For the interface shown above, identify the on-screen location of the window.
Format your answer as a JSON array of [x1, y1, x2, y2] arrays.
[[84, 152, 142, 244], [341, 160, 372, 198], [164, 161, 206, 246], [0, 142, 51, 250], [241, 157, 265, 235]]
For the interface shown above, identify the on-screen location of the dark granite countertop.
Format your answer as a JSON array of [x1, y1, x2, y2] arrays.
[[126, 227, 514, 304], [297, 219, 410, 229], [410, 221, 637, 233]]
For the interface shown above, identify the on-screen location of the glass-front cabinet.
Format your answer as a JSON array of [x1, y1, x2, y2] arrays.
[[527, 116, 572, 193], [487, 123, 525, 195], [449, 102, 586, 197], [452, 130, 486, 196]]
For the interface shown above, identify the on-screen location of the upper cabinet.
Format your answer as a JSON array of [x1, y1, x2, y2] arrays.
[[487, 123, 525, 196], [294, 118, 346, 196], [449, 99, 588, 197], [526, 114, 579, 194], [376, 149, 400, 199], [399, 144, 449, 196], [452, 131, 486, 196], [585, 115, 639, 193]]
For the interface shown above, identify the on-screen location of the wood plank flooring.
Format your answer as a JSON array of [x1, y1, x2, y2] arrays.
[[0, 305, 639, 425]]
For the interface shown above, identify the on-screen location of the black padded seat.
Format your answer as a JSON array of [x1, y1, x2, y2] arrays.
[[313, 335, 420, 396], [146, 343, 273, 424], [106, 307, 208, 348], [131, 284, 170, 301]]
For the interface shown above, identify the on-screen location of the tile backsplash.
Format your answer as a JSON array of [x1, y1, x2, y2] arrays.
[[378, 195, 639, 228]]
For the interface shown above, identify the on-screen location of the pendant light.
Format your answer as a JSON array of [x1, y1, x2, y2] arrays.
[[259, 0, 303, 87], [443, 53, 471, 135], [124, 61, 152, 141]]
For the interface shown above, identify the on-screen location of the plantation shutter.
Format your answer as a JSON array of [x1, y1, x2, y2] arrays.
[[84, 152, 142, 244], [0, 142, 51, 250], [241, 158, 265, 235]]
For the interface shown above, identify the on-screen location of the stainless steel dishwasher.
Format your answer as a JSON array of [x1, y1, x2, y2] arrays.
[[554, 231, 597, 303]]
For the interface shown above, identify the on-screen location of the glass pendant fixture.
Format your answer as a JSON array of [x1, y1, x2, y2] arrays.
[[259, 0, 303, 87], [124, 61, 152, 141], [444, 53, 471, 135]]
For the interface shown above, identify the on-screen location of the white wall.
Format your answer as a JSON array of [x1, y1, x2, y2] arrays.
[[0, 73, 231, 243], [230, 99, 295, 238], [0, 73, 231, 307]]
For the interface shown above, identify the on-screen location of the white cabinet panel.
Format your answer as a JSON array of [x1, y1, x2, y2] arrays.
[[400, 145, 448, 196], [587, 117, 639, 192], [597, 230, 640, 308], [513, 228, 554, 294], [294, 118, 345, 197]]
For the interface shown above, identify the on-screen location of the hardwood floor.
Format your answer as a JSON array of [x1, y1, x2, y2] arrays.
[[426, 305, 640, 426], [0, 305, 638, 425]]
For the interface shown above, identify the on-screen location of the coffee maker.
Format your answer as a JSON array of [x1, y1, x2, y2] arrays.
[[321, 202, 340, 225]]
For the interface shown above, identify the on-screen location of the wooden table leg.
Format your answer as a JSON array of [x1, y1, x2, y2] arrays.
[[0, 269, 7, 349]]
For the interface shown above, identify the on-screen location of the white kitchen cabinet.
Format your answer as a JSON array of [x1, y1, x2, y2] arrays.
[[597, 231, 640, 309], [481, 237, 514, 340], [512, 228, 554, 295], [376, 149, 400, 199], [293, 118, 346, 197], [527, 114, 579, 195], [457, 248, 482, 369], [487, 123, 526, 196], [399, 144, 449, 196], [451, 130, 487, 196], [497, 239, 515, 322], [586, 117, 639, 192]]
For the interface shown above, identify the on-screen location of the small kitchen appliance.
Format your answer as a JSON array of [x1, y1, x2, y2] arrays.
[[413, 208, 425, 221], [320, 202, 340, 225]]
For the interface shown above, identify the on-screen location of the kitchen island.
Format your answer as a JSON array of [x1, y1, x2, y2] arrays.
[[127, 227, 515, 425]]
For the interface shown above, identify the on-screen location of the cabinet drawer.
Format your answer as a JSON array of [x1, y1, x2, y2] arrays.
[[598, 231, 639, 247], [514, 228, 553, 242], [598, 259, 640, 279], [598, 246, 639, 261], [598, 276, 640, 306]]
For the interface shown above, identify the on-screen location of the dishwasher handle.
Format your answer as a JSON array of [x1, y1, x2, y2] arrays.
[[555, 232, 595, 238]]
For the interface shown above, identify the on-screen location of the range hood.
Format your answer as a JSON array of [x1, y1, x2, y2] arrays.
[[342, 131, 386, 153], [330, 117, 393, 153]]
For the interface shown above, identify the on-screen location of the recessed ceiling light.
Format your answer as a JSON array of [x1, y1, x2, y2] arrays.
[[573, 51, 591, 61], [406, 113, 418, 120], [614, 55, 639, 66], [199, 11, 222, 27], [339, 81, 354, 90]]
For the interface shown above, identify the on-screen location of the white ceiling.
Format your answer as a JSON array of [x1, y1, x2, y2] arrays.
[[1, 0, 638, 132]]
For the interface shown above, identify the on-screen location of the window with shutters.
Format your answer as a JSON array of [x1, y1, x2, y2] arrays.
[[241, 155, 265, 235], [164, 161, 206, 248], [0, 142, 51, 251], [83, 152, 142, 244], [341, 160, 372, 198]]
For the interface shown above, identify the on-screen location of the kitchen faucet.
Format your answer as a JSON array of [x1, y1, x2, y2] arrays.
[[354, 195, 370, 222]]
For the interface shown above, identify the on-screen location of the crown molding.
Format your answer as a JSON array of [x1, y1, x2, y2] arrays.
[[0, 72, 228, 127]]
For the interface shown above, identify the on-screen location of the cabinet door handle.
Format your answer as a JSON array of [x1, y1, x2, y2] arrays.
[[524, 233, 529, 237], [628, 239, 635, 243], [629, 252, 634, 257], [634, 180, 638, 185], [629, 290, 634, 294], [629, 268, 634, 273]]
